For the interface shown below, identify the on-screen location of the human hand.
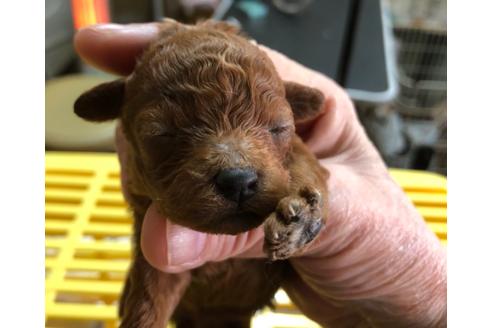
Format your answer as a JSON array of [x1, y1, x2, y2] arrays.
[[75, 23, 446, 327]]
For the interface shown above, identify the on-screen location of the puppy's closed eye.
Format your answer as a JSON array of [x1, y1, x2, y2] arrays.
[[155, 131, 177, 139], [143, 133, 177, 149], [138, 122, 177, 140], [269, 125, 291, 135], [138, 127, 178, 158]]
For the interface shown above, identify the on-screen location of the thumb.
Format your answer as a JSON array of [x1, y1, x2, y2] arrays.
[[140, 203, 265, 273]]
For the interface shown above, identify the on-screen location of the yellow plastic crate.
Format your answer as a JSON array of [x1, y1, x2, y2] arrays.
[[45, 152, 447, 328]]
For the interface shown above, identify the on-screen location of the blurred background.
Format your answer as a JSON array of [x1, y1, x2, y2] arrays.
[[45, 0, 447, 175]]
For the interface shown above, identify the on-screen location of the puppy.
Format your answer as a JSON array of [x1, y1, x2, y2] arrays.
[[75, 19, 329, 328]]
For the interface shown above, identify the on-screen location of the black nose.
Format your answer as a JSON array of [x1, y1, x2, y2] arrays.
[[215, 168, 258, 203]]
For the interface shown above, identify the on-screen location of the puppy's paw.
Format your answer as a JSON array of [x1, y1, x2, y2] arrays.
[[263, 187, 324, 261]]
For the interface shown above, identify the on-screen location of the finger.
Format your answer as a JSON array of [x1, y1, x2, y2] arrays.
[[140, 203, 265, 273], [74, 23, 160, 75]]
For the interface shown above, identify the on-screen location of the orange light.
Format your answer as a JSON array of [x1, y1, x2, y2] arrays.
[[71, 0, 110, 30]]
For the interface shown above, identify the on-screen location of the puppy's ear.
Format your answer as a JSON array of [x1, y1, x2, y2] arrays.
[[74, 79, 125, 122], [284, 81, 325, 123]]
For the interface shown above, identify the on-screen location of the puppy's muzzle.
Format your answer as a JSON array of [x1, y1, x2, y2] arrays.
[[215, 168, 258, 204]]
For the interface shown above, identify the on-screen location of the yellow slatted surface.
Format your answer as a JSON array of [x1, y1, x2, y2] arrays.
[[45, 152, 447, 328]]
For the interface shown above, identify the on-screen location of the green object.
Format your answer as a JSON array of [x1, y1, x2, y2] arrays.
[[237, 0, 269, 20]]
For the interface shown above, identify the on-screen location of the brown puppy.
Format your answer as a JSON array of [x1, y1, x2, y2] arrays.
[[75, 19, 329, 328]]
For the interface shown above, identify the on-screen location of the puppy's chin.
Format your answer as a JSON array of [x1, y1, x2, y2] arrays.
[[199, 211, 267, 235], [155, 200, 276, 235], [154, 183, 288, 235]]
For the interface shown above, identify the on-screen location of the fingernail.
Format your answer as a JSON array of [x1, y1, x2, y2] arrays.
[[80, 23, 160, 35], [90, 23, 124, 30], [77, 23, 124, 34], [166, 222, 207, 266]]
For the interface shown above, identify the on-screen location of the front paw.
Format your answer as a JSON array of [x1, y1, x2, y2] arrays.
[[263, 187, 324, 261]]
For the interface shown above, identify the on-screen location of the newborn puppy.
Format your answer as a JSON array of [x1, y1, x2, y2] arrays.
[[75, 19, 329, 328]]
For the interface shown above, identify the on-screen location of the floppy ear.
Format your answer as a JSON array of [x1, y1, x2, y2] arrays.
[[74, 79, 125, 122], [284, 81, 325, 123]]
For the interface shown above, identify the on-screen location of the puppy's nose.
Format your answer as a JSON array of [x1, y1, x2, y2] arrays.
[[215, 168, 258, 203]]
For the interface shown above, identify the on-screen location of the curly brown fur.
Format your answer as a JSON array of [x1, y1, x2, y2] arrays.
[[75, 19, 329, 328]]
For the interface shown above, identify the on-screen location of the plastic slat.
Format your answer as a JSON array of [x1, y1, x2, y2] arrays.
[[390, 169, 447, 192], [47, 304, 117, 320], [418, 206, 447, 222], [47, 280, 123, 296], [405, 191, 447, 206]]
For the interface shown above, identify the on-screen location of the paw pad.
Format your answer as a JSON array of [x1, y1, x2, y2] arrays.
[[263, 187, 324, 261]]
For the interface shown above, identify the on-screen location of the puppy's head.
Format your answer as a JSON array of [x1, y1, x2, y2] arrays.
[[75, 21, 324, 234]]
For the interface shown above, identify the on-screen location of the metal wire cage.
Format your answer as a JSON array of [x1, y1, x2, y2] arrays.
[[387, 0, 446, 117], [394, 27, 446, 118], [382, 0, 447, 174]]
